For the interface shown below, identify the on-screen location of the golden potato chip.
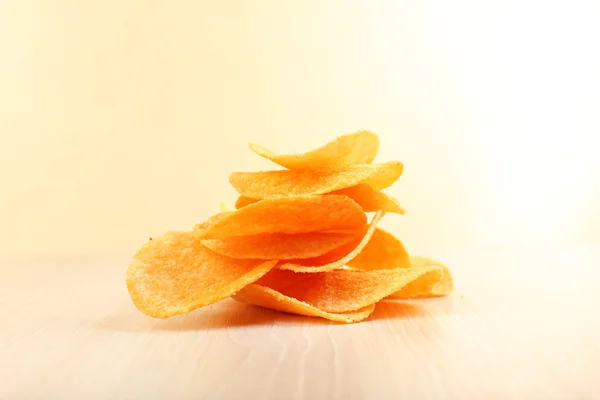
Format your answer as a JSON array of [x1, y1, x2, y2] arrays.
[[388, 256, 454, 299], [346, 228, 410, 270], [196, 195, 366, 239], [126, 231, 277, 318], [332, 184, 405, 214], [195, 212, 232, 232], [234, 284, 376, 323], [255, 265, 442, 313], [278, 211, 385, 272], [235, 184, 405, 214], [248, 130, 380, 169], [235, 195, 258, 209], [201, 231, 357, 260], [229, 161, 403, 199]]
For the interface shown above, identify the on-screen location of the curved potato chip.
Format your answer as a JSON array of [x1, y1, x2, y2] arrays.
[[346, 228, 410, 270], [126, 231, 277, 318], [332, 184, 405, 214], [248, 130, 380, 170], [256, 265, 443, 313], [235, 184, 405, 214], [195, 212, 232, 232], [201, 231, 357, 260], [279, 211, 385, 272], [388, 256, 454, 299], [233, 284, 376, 323], [235, 195, 258, 209], [196, 195, 366, 239], [229, 161, 403, 199]]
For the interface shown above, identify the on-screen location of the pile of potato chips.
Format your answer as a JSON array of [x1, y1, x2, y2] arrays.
[[126, 131, 453, 323]]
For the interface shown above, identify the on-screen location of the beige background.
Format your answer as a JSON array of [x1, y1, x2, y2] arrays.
[[1, 1, 599, 255]]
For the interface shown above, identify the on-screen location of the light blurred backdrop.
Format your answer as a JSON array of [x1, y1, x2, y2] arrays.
[[1, 1, 599, 255]]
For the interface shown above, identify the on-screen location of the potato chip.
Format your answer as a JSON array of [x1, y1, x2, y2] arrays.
[[201, 231, 357, 260], [233, 284, 376, 323], [195, 212, 232, 232], [196, 195, 366, 239], [346, 228, 410, 270], [255, 265, 443, 313], [235, 184, 405, 214], [333, 184, 405, 214], [235, 195, 257, 209], [126, 231, 277, 318], [248, 130, 380, 169], [278, 211, 385, 272], [229, 161, 403, 199], [388, 256, 454, 299]]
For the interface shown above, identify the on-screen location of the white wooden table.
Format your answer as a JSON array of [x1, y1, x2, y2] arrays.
[[2, 245, 599, 399]]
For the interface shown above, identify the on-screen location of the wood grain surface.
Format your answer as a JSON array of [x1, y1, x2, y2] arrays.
[[2, 245, 600, 399]]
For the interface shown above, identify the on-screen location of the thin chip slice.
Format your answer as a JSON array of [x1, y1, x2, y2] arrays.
[[255, 265, 443, 313], [233, 284, 376, 323], [229, 161, 403, 199], [196, 195, 366, 239], [248, 130, 380, 170], [332, 184, 405, 214], [126, 231, 277, 318], [388, 256, 454, 299], [235, 195, 258, 209], [278, 211, 385, 272], [235, 184, 405, 214], [201, 231, 358, 260], [346, 228, 410, 270], [195, 212, 232, 232]]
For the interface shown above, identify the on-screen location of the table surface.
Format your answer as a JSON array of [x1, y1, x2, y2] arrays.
[[2, 245, 600, 399]]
